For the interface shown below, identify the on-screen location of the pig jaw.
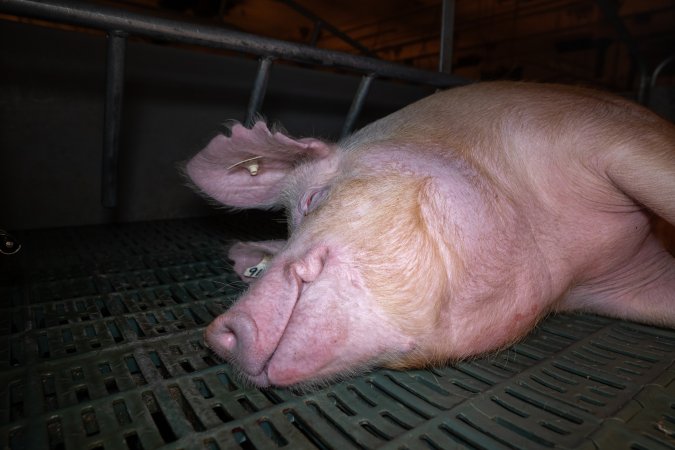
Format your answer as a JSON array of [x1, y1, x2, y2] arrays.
[[205, 245, 416, 388]]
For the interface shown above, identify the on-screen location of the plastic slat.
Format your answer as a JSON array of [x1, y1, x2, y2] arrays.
[[2, 217, 675, 449]]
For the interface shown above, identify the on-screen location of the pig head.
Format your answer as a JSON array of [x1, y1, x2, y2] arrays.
[[187, 81, 675, 388]]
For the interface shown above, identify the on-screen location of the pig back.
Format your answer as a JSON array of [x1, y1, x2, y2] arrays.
[[342, 81, 651, 178]]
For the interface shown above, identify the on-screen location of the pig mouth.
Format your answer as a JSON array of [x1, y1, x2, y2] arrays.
[[204, 247, 407, 388], [204, 273, 326, 388], [204, 302, 407, 389], [233, 357, 274, 387], [205, 294, 358, 388], [204, 248, 344, 387]]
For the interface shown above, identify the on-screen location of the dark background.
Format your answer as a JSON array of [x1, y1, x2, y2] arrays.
[[0, 21, 434, 230], [1, 0, 674, 231]]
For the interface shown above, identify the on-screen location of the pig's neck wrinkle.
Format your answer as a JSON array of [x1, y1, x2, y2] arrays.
[[451, 183, 568, 355]]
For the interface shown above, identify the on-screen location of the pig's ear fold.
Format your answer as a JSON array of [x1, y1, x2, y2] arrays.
[[186, 120, 333, 208], [228, 240, 287, 282]]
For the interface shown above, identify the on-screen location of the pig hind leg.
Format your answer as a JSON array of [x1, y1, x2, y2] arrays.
[[561, 234, 675, 327]]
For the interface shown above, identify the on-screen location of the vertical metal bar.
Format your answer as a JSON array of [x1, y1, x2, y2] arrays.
[[439, 0, 455, 73], [245, 57, 273, 127], [102, 30, 127, 208], [646, 54, 675, 106], [651, 54, 675, 89], [309, 20, 323, 47], [341, 74, 375, 139]]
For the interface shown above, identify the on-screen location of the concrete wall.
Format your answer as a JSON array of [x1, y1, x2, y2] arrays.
[[1, 21, 434, 230]]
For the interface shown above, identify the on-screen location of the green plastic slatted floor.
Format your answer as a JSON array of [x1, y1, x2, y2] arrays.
[[1, 216, 675, 450]]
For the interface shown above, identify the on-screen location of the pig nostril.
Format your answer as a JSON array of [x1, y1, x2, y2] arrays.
[[220, 330, 237, 352], [209, 312, 269, 377], [210, 312, 258, 357]]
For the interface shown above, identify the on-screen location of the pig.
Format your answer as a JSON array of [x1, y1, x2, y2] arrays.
[[186, 81, 675, 388]]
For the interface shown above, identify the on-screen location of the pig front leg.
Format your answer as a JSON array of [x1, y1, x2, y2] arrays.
[[228, 240, 287, 282]]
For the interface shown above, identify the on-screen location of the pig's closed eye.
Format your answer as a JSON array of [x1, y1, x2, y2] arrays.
[[301, 187, 329, 216]]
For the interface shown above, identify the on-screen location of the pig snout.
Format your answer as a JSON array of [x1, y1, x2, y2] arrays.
[[205, 259, 304, 387], [205, 311, 271, 385], [205, 312, 255, 364], [205, 243, 418, 388]]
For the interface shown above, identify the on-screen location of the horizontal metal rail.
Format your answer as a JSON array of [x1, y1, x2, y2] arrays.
[[0, 0, 467, 88], [0, 0, 466, 209]]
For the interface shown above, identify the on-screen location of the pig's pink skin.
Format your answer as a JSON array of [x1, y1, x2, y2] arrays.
[[185, 121, 332, 208], [282, 153, 341, 229], [216, 150, 555, 386], [227, 240, 287, 281], [209, 243, 414, 386], [323, 149, 554, 358], [196, 82, 675, 387]]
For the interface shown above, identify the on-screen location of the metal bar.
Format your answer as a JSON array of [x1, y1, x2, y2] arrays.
[[277, 0, 376, 57], [0, 0, 466, 88], [341, 74, 375, 139], [644, 54, 675, 105], [102, 30, 127, 208], [245, 57, 273, 127], [309, 20, 323, 47], [651, 54, 675, 89], [439, 0, 454, 73]]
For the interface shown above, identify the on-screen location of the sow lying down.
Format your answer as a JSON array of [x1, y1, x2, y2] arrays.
[[187, 82, 675, 388]]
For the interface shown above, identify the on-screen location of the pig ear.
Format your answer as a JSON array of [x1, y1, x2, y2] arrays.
[[186, 121, 332, 208], [228, 240, 287, 281]]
